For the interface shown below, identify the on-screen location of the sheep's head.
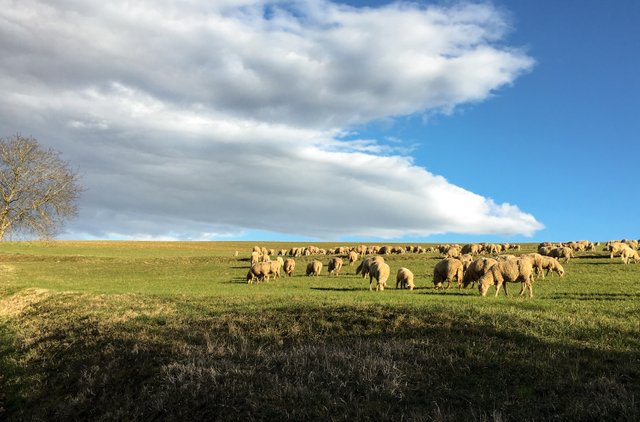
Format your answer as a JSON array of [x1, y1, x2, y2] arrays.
[[478, 274, 494, 297]]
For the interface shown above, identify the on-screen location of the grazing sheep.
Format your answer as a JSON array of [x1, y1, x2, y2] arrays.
[[496, 254, 517, 261], [396, 267, 415, 290], [607, 242, 626, 259], [250, 251, 261, 265], [461, 244, 481, 255], [538, 246, 553, 256], [283, 258, 296, 277], [433, 258, 464, 290], [620, 246, 640, 264], [328, 257, 344, 276], [478, 258, 535, 298], [348, 251, 359, 266], [462, 257, 498, 288], [444, 246, 461, 258], [306, 260, 323, 276], [540, 256, 565, 277], [269, 260, 282, 279], [369, 261, 391, 291], [246, 262, 273, 284], [549, 247, 573, 262], [355, 256, 385, 278], [523, 253, 545, 278], [485, 244, 501, 255]]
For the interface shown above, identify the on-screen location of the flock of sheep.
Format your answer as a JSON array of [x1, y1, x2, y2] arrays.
[[243, 239, 640, 298]]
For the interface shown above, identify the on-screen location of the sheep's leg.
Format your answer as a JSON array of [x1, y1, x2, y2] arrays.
[[502, 282, 508, 296], [494, 283, 501, 297], [528, 282, 533, 297], [519, 282, 525, 296]]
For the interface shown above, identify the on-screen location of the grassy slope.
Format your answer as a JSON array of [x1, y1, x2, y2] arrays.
[[0, 241, 639, 421]]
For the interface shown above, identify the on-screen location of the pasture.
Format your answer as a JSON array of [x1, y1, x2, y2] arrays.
[[1, 241, 639, 420]]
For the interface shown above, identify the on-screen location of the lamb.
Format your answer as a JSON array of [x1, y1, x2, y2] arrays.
[[620, 246, 640, 264], [369, 261, 391, 291], [355, 256, 385, 278], [433, 258, 464, 290], [283, 258, 296, 277], [396, 267, 415, 290], [478, 258, 535, 297], [328, 257, 344, 276], [462, 257, 497, 288], [306, 260, 323, 276]]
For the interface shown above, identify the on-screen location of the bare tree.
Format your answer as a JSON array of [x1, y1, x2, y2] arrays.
[[0, 134, 82, 240]]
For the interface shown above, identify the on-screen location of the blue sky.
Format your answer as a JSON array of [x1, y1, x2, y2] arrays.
[[1, 1, 638, 242], [338, 0, 640, 243]]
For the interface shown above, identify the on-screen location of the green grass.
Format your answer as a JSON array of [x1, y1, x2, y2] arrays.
[[1, 241, 639, 420]]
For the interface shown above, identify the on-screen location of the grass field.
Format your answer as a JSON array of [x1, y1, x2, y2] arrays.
[[1, 241, 639, 421]]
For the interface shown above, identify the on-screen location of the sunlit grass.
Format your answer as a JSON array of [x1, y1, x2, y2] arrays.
[[1, 241, 639, 420]]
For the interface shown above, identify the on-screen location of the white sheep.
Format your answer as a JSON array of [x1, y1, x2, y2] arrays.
[[433, 258, 464, 290], [328, 257, 344, 276], [283, 258, 296, 277], [478, 258, 535, 297], [369, 261, 391, 291], [306, 260, 323, 276], [396, 267, 415, 290]]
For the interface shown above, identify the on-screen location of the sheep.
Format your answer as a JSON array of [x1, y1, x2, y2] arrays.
[[523, 253, 545, 278], [478, 258, 535, 298], [369, 261, 391, 291], [396, 267, 415, 290], [328, 257, 344, 276], [549, 247, 573, 262], [269, 259, 282, 279], [607, 242, 626, 259], [283, 258, 296, 277], [620, 246, 640, 264], [461, 243, 481, 255], [540, 256, 565, 277], [458, 254, 474, 271], [378, 245, 391, 255], [306, 260, 323, 276], [484, 244, 501, 255], [355, 256, 385, 278], [348, 251, 359, 265], [444, 246, 461, 258], [246, 262, 273, 284], [250, 251, 261, 265], [462, 257, 497, 288], [433, 258, 464, 290], [496, 254, 517, 261], [538, 246, 553, 256]]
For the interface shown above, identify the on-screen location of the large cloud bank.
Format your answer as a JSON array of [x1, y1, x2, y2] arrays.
[[0, 0, 543, 240]]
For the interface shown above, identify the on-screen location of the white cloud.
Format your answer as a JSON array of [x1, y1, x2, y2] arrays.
[[0, 0, 542, 240]]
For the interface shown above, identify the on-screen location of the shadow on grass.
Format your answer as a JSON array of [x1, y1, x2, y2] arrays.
[[549, 292, 640, 301], [310, 287, 362, 292], [3, 303, 639, 421]]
